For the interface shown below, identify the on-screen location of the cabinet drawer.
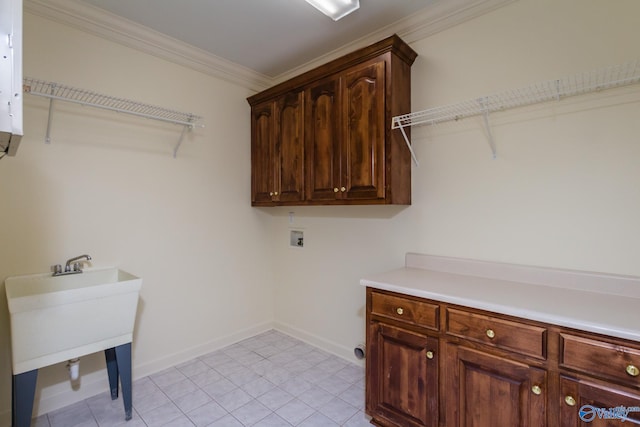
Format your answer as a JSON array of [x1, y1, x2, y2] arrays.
[[370, 291, 439, 330], [446, 308, 547, 359], [560, 333, 640, 387]]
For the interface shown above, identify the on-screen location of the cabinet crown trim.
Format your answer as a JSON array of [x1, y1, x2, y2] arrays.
[[247, 34, 417, 106]]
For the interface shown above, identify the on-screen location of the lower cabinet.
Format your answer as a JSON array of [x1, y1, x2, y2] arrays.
[[559, 376, 640, 426], [444, 344, 547, 427], [365, 288, 640, 427], [366, 322, 438, 427]]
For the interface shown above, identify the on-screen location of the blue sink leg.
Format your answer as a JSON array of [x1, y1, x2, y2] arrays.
[[115, 343, 133, 421], [12, 369, 38, 427], [105, 347, 119, 399]]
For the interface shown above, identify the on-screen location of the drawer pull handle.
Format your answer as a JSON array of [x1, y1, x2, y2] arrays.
[[626, 364, 640, 377], [426, 351, 434, 360], [565, 395, 576, 406], [485, 329, 496, 339], [396, 307, 404, 315], [531, 385, 542, 395]]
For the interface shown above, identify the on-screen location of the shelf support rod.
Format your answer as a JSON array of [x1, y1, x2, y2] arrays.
[[173, 125, 191, 158], [395, 117, 419, 166], [480, 98, 497, 159], [45, 84, 56, 144]]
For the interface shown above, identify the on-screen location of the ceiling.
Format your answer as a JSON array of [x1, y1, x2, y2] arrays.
[[76, 0, 436, 78], [25, 0, 514, 89]]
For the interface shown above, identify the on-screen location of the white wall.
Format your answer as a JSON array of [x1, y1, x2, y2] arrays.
[[271, 0, 640, 361], [2, 0, 640, 422], [0, 13, 275, 421]]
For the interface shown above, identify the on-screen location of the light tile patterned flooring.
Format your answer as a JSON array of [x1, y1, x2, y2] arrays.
[[33, 330, 370, 427]]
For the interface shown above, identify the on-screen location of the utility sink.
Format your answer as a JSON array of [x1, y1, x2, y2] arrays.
[[5, 268, 142, 374]]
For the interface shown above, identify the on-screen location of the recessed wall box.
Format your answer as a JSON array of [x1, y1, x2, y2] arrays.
[[289, 230, 304, 248]]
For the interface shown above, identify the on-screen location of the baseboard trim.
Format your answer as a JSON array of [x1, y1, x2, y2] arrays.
[[0, 321, 275, 424], [273, 321, 364, 368], [0, 321, 363, 426], [132, 321, 276, 379]]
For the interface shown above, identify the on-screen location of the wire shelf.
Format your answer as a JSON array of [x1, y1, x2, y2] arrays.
[[393, 59, 640, 128], [23, 77, 204, 157], [392, 59, 640, 163]]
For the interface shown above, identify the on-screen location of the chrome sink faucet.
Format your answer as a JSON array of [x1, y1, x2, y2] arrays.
[[52, 254, 92, 276]]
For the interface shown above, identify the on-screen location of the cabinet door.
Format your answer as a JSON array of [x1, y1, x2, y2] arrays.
[[367, 321, 438, 427], [445, 344, 547, 427], [560, 376, 640, 426], [251, 101, 276, 204], [274, 91, 305, 203], [342, 60, 386, 200], [305, 77, 341, 201]]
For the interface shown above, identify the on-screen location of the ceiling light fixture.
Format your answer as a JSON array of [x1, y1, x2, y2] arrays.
[[305, 0, 360, 21]]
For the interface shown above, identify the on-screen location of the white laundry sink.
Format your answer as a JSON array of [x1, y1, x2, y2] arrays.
[[5, 268, 142, 374]]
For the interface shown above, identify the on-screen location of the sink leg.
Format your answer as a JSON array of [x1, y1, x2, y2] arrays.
[[115, 343, 133, 421], [12, 369, 38, 427], [105, 348, 119, 400]]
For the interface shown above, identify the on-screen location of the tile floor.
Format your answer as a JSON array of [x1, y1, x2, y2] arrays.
[[33, 330, 371, 427]]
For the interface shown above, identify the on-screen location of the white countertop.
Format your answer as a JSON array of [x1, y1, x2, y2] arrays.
[[360, 253, 640, 342]]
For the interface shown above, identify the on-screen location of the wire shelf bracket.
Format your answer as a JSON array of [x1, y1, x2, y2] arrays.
[[23, 77, 204, 158], [393, 59, 640, 165]]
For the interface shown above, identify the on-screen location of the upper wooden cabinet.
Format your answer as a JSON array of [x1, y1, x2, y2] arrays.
[[248, 35, 417, 206], [250, 91, 305, 204], [305, 75, 341, 201]]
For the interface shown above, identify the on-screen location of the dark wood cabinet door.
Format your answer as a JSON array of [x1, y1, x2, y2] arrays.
[[367, 321, 438, 427], [274, 91, 305, 203], [342, 60, 386, 200], [305, 77, 341, 201], [251, 101, 276, 204], [445, 344, 547, 427], [249, 35, 416, 206], [559, 376, 640, 426]]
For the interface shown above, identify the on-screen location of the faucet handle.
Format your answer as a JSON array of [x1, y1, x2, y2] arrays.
[[52, 264, 62, 274]]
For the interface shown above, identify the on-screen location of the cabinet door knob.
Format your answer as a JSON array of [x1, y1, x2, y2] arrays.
[[396, 307, 404, 315], [564, 395, 576, 406], [426, 351, 434, 360], [274, 191, 279, 196], [334, 187, 339, 193], [485, 329, 496, 339], [269, 192, 274, 196], [341, 187, 346, 192], [531, 385, 542, 395], [626, 364, 639, 377]]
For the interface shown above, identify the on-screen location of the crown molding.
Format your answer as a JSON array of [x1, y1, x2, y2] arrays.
[[24, 0, 274, 92], [273, 0, 517, 83], [397, 0, 518, 43], [24, 0, 516, 91]]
